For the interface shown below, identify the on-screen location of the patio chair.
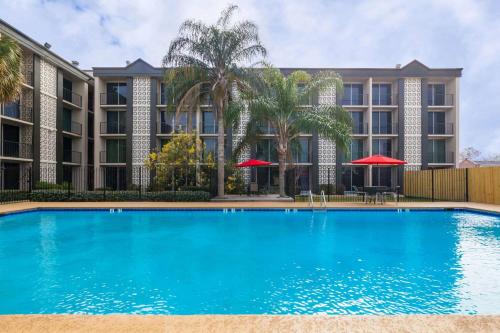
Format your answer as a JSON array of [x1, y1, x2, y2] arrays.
[[364, 187, 378, 204], [352, 186, 367, 201], [249, 182, 258, 195]]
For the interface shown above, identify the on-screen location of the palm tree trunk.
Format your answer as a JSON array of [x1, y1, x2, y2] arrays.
[[278, 145, 287, 197], [217, 110, 225, 197]]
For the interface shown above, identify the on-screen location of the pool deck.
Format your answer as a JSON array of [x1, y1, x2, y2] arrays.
[[0, 200, 499, 332], [0, 200, 499, 214], [1, 314, 500, 333]]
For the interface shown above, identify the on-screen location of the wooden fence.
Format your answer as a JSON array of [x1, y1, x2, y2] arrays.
[[404, 166, 500, 204]]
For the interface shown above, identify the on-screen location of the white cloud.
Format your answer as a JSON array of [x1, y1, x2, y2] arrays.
[[0, 0, 499, 154]]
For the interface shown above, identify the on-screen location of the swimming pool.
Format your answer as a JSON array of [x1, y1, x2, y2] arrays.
[[0, 208, 498, 315]]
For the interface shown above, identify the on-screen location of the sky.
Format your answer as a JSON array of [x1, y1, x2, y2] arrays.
[[1, 0, 499, 156]]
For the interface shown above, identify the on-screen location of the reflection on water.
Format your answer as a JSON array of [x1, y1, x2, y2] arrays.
[[455, 213, 500, 314]]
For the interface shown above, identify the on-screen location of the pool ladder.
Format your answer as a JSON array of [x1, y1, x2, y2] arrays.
[[308, 191, 327, 211]]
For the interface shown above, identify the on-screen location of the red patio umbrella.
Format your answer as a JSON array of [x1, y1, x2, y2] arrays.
[[235, 159, 272, 168], [351, 155, 406, 200], [351, 154, 407, 165]]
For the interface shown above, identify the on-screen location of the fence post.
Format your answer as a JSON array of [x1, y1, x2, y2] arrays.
[[327, 167, 331, 201], [465, 168, 469, 202], [103, 168, 106, 201], [431, 168, 435, 202], [67, 179, 71, 200], [139, 166, 142, 199], [28, 167, 32, 201]]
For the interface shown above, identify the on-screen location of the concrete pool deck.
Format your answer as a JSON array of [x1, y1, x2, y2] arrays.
[[0, 200, 499, 214], [1, 314, 500, 333], [0, 200, 499, 332]]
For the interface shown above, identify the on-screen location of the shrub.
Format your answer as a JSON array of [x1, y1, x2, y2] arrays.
[[30, 190, 210, 202], [34, 181, 72, 190], [0, 190, 30, 203]]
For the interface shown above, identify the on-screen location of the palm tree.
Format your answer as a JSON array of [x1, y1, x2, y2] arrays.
[[0, 33, 23, 103], [163, 4, 266, 197], [237, 67, 352, 197]]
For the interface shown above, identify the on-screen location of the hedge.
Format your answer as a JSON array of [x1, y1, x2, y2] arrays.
[[0, 191, 30, 203], [30, 190, 211, 202]]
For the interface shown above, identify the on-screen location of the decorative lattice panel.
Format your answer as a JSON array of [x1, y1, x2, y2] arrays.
[[39, 162, 56, 183], [132, 76, 151, 185], [40, 59, 57, 96], [39, 60, 57, 172], [403, 78, 422, 171], [318, 85, 337, 184]]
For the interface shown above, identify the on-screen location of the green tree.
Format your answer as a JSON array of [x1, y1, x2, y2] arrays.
[[237, 67, 352, 197], [0, 33, 23, 103], [145, 133, 214, 190], [163, 4, 266, 197]]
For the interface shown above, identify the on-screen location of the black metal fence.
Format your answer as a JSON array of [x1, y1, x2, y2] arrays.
[[0, 165, 216, 204]]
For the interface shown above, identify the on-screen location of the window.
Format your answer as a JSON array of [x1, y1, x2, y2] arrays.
[[202, 111, 217, 134], [63, 137, 73, 162], [429, 140, 446, 163], [106, 111, 126, 134], [372, 167, 392, 187], [256, 139, 278, 163], [350, 139, 364, 160], [341, 166, 365, 191], [63, 79, 73, 102], [105, 167, 127, 190], [63, 108, 72, 132], [106, 82, 127, 105], [372, 84, 391, 105], [372, 138, 392, 156], [106, 139, 126, 163], [292, 137, 311, 163], [342, 84, 364, 105], [428, 84, 445, 106], [372, 111, 393, 134], [428, 112, 445, 134], [351, 112, 365, 134], [200, 83, 213, 106]]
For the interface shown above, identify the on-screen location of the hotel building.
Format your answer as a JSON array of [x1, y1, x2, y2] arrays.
[[0, 19, 462, 193]]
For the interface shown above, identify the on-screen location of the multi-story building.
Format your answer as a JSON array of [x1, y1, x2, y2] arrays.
[[0, 19, 94, 191], [0, 19, 462, 193]]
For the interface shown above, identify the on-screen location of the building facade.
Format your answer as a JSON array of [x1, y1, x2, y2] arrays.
[[0, 19, 94, 191], [1, 20, 462, 193]]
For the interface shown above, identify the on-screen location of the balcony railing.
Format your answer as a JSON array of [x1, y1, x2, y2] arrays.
[[373, 122, 398, 135], [428, 151, 455, 164], [429, 123, 454, 135], [373, 150, 399, 158], [372, 93, 398, 106], [158, 122, 173, 134], [63, 121, 82, 136], [100, 150, 126, 164], [352, 123, 368, 135], [1, 141, 32, 159], [23, 71, 33, 87], [100, 93, 127, 106], [1, 103, 33, 123], [100, 122, 126, 135], [63, 150, 82, 164], [342, 94, 369, 106], [348, 150, 369, 162], [429, 94, 454, 107], [63, 88, 83, 107]]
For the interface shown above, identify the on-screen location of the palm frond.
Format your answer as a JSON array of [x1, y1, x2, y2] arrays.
[[296, 105, 352, 152], [0, 35, 23, 103]]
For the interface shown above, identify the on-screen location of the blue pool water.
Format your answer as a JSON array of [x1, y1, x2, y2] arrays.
[[0, 209, 499, 315]]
